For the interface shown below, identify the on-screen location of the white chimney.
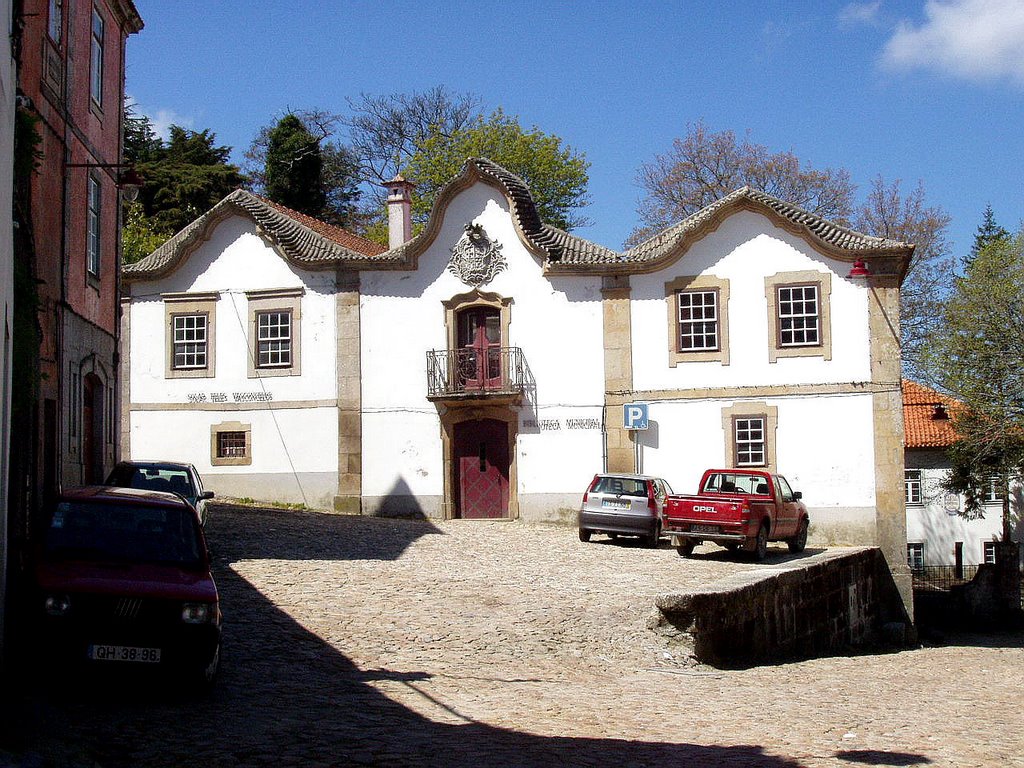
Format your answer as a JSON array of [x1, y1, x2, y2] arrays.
[[385, 174, 415, 249]]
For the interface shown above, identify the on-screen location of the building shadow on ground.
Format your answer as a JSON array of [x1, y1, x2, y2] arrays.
[[1, 507, 931, 767]]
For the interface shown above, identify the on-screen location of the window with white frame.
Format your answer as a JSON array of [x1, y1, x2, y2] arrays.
[[764, 271, 832, 363], [777, 284, 820, 347], [983, 541, 997, 564], [164, 293, 218, 379], [172, 314, 208, 370], [90, 8, 104, 107], [905, 470, 923, 505], [906, 542, 924, 569], [734, 416, 767, 467], [247, 288, 302, 377], [87, 175, 101, 276], [677, 289, 719, 352], [722, 403, 777, 472], [256, 311, 292, 368], [981, 477, 1005, 504], [48, 0, 63, 43]]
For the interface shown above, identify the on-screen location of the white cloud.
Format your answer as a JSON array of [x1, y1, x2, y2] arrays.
[[149, 109, 195, 141], [839, 2, 883, 28], [882, 0, 1024, 84]]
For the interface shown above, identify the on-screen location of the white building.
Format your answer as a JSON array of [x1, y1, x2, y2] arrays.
[[903, 380, 1023, 569], [121, 158, 914, 590]]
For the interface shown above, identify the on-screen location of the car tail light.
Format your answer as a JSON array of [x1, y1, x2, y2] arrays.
[[648, 484, 657, 512], [582, 473, 598, 504]]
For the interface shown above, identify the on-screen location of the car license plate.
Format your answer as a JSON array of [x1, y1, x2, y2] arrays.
[[602, 499, 630, 510], [88, 644, 161, 663], [691, 524, 719, 534]]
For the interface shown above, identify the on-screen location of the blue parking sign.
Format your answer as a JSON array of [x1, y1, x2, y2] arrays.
[[624, 403, 649, 430]]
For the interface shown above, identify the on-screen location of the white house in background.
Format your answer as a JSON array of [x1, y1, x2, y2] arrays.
[[903, 380, 1023, 569], [121, 157, 914, 592]]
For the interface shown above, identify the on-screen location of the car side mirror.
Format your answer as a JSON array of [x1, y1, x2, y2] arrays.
[[793, 491, 802, 500], [201, 490, 215, 500]]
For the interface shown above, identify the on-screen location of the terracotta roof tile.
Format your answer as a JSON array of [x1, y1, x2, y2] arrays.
[[903, 380, 960, 449], [257, 196, 386, 256]]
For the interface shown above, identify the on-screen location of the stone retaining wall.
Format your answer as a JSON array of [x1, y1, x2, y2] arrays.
[[651, 548, 912, 667]]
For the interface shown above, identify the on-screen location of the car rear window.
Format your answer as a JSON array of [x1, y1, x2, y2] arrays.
[[701, 473, 771, 495], [45, 501, 204, 568], [108, 466, 195, 499], [592, 477, 648, 497]]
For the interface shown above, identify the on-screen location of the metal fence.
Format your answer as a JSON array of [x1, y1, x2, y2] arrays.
[[910, 564, 981, 592], [426, 347, 530, 398]]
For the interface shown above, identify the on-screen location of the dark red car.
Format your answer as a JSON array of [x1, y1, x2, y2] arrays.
[[34, 486, 221, 689]]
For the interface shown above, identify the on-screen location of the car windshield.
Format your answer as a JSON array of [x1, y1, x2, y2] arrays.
[[108, 466, 195, 502], [44, 500, 204, 568], [592, 476, 648, 497], [701, 473, 771, 495]]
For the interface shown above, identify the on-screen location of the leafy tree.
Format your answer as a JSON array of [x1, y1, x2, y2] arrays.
[[121, 201, 170, 264], [245, 110, 361, 227], [968, 203, 1010, 265], [130, 124, 246, 235], [403, 109, 590, 231], [629, 121, 855, 245], [854, 176, 953, 381], [263, 114, 327, 216], [925, 231, 1024, 610]]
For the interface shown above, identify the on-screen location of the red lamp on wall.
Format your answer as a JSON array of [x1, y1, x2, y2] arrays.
[[847, 259, 871, 280]]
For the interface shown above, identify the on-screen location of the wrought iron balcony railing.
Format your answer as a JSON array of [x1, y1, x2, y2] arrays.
[[426, 347, 529, 399]]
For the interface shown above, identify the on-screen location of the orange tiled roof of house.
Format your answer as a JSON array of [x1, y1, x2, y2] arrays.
[[258, 197, 386, 256], [903, 380, 959, 449]]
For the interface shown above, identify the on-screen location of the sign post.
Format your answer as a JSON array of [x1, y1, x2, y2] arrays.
[[624, 403, 649, 474]]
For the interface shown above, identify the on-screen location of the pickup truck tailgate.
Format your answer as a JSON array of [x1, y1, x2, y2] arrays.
[[665, 495, 747, 525]]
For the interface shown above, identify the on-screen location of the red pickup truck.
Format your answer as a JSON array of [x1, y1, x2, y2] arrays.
[[664, 469, 809, 560]]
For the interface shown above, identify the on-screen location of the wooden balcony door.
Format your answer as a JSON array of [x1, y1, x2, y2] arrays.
[[454, 419, 509, 519], [457, 307, 501, 391]]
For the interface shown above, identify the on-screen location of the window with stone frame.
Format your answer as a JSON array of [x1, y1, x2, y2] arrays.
[[983, 541, 997, 565], [211, 421, 251, 466], [256, 310, 292, 368], [980, 476, 1005, 505], [164, 293, 218, 379], [722, 402, 778, 472], [764, 271, 832, 363], [247, 288, 302, 378], [665, 275, 730, 366], [905, 469, 923, 505]]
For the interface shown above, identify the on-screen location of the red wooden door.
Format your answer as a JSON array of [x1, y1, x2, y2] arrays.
[[454, 419, 509, 519], [457, 308, 501, 391]]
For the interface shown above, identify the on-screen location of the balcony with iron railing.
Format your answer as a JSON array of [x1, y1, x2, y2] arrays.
[[426, 347, 532, 404]]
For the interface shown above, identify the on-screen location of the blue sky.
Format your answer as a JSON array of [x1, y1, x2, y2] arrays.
[[126, 1, 1023, 259]]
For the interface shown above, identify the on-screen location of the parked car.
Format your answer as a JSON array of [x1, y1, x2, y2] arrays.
[[106, 460, 214, 526], [34, 486, 222, 689], [664, 468, 810, 560], [578, 473, 674, 547]]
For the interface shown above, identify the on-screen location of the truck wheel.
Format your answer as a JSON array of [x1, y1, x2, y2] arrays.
[[578, 528, 591, 543], [676, 539, 696, 558], [787, 519, 809, 553], [751, 523, 768, 561]]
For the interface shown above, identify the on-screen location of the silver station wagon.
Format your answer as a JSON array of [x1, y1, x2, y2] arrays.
[[577, 473, 674, 548]]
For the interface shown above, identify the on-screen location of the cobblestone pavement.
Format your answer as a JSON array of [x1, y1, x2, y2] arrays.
[[3, 504, 1023, 767]]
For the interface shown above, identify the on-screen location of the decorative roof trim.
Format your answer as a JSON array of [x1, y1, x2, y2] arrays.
[[123, 189, 390, 282]]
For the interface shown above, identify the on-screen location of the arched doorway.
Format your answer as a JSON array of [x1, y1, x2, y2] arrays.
[[82, 373, 104, 484], [453, 418, 509, 519]]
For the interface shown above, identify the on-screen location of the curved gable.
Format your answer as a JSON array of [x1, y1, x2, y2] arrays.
[[123, 190, 388, 282]]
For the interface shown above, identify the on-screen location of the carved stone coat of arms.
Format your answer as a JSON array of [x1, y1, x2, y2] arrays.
[[448, 223, 506, 287]]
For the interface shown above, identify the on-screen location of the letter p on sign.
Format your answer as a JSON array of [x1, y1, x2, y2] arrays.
[[624, 403, 649, 431]]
